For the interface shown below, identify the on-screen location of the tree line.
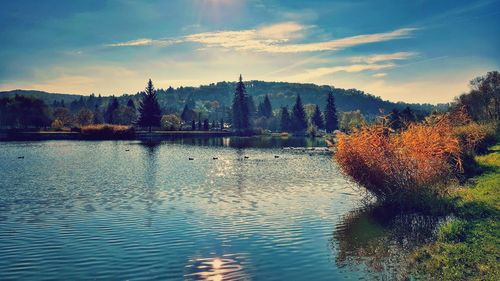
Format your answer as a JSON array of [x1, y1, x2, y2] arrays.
[[1, 71, 496, 133], [231, 75, 339, 135]]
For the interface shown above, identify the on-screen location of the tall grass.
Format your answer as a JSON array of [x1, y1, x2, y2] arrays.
[[335, 108, 498, 203], [81, 124, 135, 139], [335, 121, 460, 202]]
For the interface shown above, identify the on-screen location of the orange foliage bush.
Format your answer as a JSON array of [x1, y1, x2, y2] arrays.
[[335, 121, 462, 201], [81, 124, 135, 139]]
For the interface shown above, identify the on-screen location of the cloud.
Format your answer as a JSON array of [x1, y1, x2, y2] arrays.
[[107, 22, 417, 53], [373, 72, 387, 78], [349, 51, 417, 64], [106, 38, 179, 47], [288, 63, 395, 81]]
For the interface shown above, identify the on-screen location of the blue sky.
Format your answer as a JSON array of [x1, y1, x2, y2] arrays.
[[0, 0, 499, 103]]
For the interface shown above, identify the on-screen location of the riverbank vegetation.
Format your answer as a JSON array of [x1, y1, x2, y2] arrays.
[[410, 145, 499, 280], [334, 71, 499, 280], [335, 71, 498, 204], [80, 124, 135, 139]]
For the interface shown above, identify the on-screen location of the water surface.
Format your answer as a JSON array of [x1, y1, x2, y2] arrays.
[[0, 137, 439, 280]]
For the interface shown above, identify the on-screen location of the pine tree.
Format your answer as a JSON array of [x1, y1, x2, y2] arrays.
[[232, 75, 250, 132], [248, 95, 256, 120], [291, 95, 307, 132], [258, 94, 273, 118], [126, 99, 136, 110], [325, 91, 338, 133], [180, 104, 190, 122], [137, 79, 162, 132], [312, 104, 324, 129], [105, 97, 119, 124], [280, 106, 291, 132]]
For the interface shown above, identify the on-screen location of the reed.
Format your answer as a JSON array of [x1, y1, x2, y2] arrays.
[[80, 124, 135, 139], [335, 120, 462, 202]]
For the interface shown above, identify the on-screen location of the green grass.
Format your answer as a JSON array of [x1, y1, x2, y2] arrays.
[[411, 145, 500, 280]]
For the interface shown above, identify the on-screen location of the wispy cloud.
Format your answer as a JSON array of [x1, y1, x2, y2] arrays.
[[372, 72, 387, 78], [107, 22, 417, 53], [106, 38, 179, 47], [349, 52, 418, 64], [288, 63, 395, 81]]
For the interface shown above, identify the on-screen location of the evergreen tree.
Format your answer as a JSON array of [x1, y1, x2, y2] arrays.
[[137, 79, 162, 131], [105, 97, 119, 124], [180, 104, 190, 122], [191, 119, 196, 131], [291, 95, 307, 132], [232, 75, 250, 132], [258, 94, 273, 118], [311, 104, 324, 129], [126, 99, 136, 110], [280, 106, 291, 132], [324, 91, 339, 133], [93, 104, 104, 124], [247, 95, 256, 119]]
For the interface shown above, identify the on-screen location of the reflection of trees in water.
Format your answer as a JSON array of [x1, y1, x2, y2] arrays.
[[332, 204, 446, 280], [139, 140, 161, 227], [140, 136, 325, 149]]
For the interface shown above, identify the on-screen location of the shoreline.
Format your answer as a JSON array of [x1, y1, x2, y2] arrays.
[[0, 130, 234, 141]]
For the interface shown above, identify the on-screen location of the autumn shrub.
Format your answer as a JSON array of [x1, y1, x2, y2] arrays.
[[81, 124, 135, 139], [335, 121, 462, 202], [453, 122, 498, 154]]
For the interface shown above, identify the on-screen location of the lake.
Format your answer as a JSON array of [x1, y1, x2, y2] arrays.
[[0, 137, 441, 280]]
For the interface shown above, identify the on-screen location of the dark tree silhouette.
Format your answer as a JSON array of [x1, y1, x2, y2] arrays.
[[126, 99, 136, 110], [325, 91, 339, 133], [388, 108, 403, 131], [400, 106, 416, 123], [291, 95, 307, 132], [311, 104, 324, 129], [280, 106, 291, 132], [105, 97, 119, 124], [232, 75, 250, 132], [220, 119, 224, 130], [191, 119, 196, 131], [456, 71, 500, 122], [0, 96, 50, 129], [258, 94, 273, 118], [180, 104, 190, 121], [137, 79, 162, 132], [203, 119, 209, 130]]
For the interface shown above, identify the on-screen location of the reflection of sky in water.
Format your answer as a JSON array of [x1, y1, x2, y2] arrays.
[[0, 139, 438, 280]]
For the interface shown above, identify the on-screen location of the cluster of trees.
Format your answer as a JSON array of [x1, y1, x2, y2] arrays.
[[455, 71, 499, 123], [229, 75, 339, 134], [278, 92, 339, 134], [0, 95, 51, 128], [11, 71, 496, 134]]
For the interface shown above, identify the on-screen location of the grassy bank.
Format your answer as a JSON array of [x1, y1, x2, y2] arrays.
[[411, 144, 500, 280]]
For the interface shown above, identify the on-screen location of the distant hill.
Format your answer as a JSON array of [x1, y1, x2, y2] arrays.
[[0, 81, 447, 117], [0, 89, 87, 104]]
